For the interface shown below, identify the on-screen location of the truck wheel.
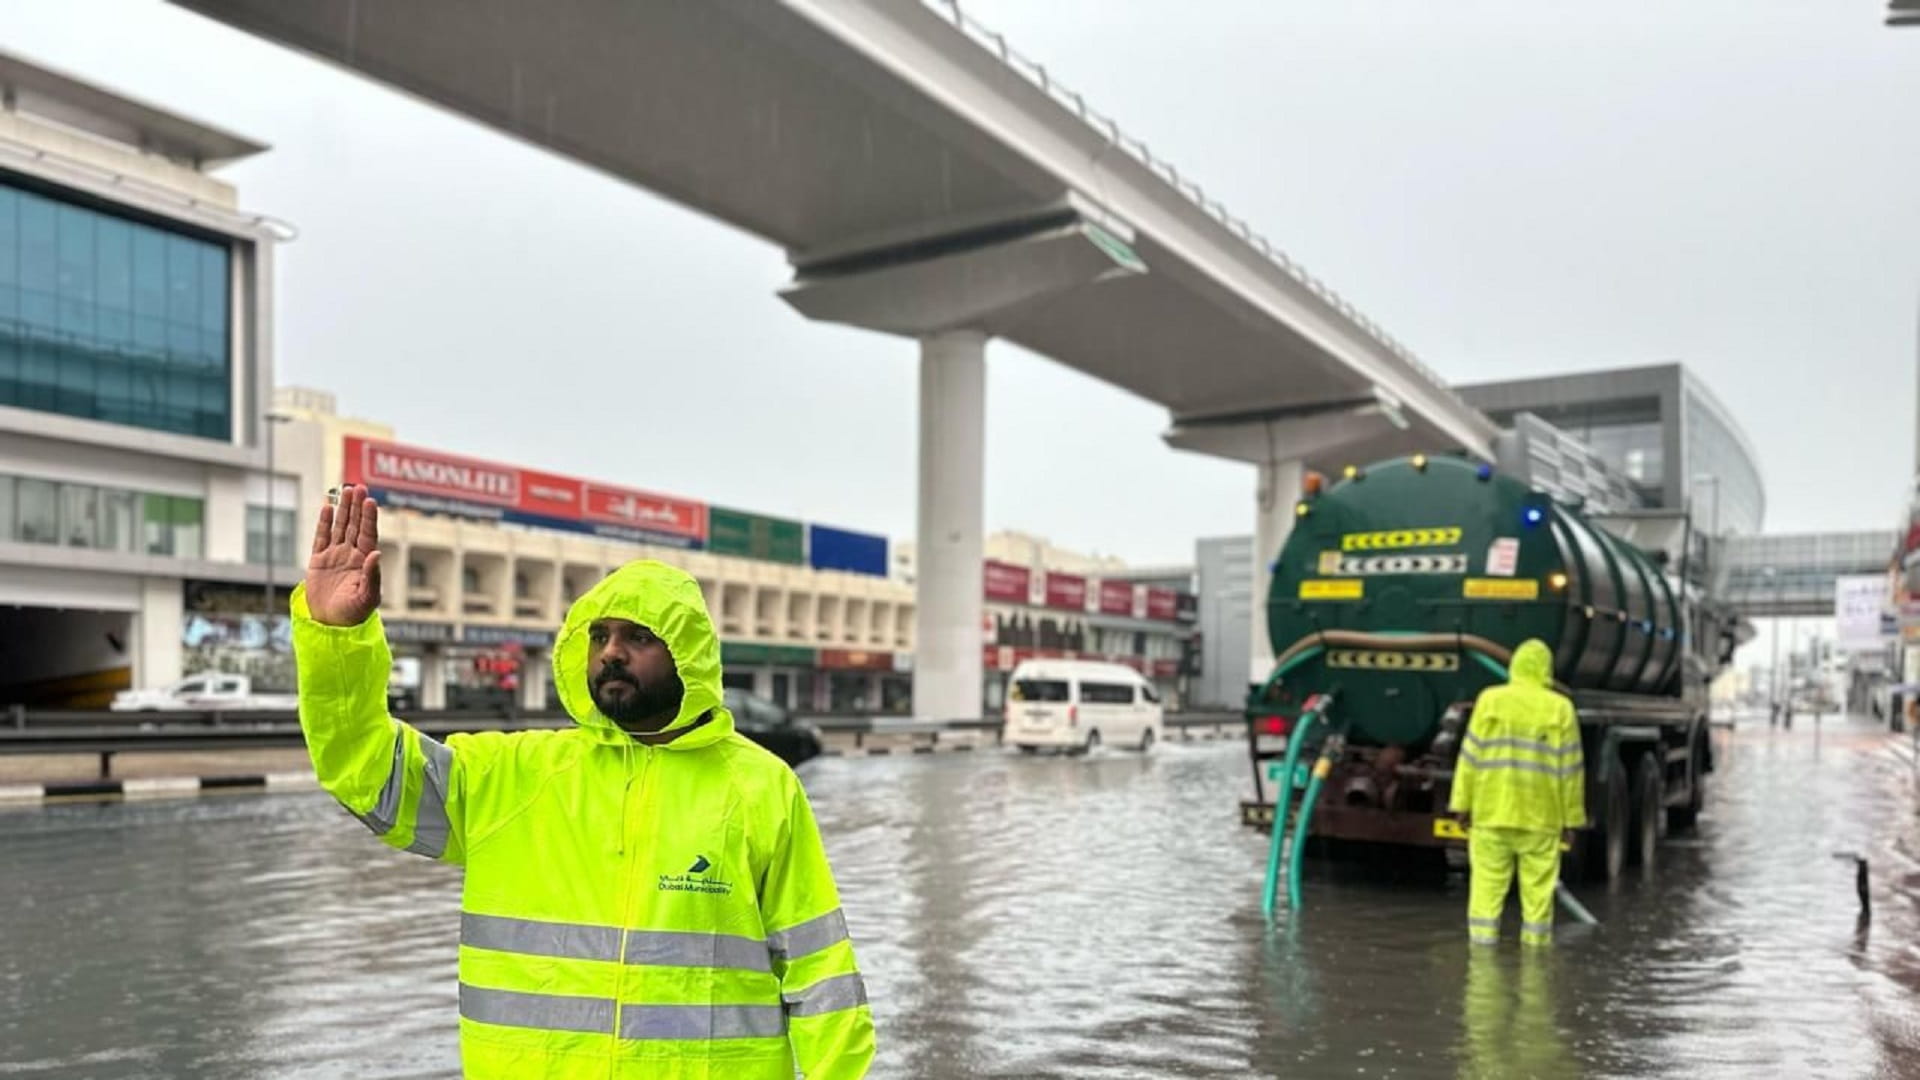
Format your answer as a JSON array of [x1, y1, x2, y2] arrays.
[[1581, 753, 1630, 883], [1668, 732, 1707, 833], [1631, 753, 1664, 870]]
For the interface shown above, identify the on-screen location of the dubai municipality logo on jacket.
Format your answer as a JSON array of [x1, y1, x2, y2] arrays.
[[659, 853, 732, 896]]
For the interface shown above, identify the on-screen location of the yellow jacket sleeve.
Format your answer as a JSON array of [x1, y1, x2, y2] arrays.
[[761, 775, 875, 1079], [1448, 694, 1491, 815], [1557, 702, 1588, 830], [291, 584, 500, 865]]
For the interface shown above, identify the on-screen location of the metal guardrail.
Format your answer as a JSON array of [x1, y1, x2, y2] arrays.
[[0, 707, 1243, 771], [0, 707, 569, 778], [799, 710, 1241, 750]]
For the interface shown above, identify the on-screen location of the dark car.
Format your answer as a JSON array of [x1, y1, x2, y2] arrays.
[[724, 688, 823, 768]]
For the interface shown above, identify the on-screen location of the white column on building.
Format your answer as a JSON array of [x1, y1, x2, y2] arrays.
[[1250, 459, 1304, 685], [520, 649, 551, 711], [133, 577, 185, 690], [913, 329, 988, 721], [421, 647, 448, 710], [752, 668, 775, 699]]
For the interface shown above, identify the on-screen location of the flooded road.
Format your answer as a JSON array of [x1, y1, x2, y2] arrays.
[[3, 718, 1919, 1078]]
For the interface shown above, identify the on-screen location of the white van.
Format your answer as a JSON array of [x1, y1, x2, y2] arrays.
[[1004, 660, 1164, 754]]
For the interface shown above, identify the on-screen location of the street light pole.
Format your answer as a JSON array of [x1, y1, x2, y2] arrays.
[[263, 412, 290, 614], [1765, 566, 1782, 724]]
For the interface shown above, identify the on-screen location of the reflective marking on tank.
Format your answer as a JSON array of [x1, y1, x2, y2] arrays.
[[1327, 650, 1460, 672], [1319, 552, 1468, 576], [1462, 578, 1541, 600], [1341, 527, 1463, 552], [1298, 579, 1364, 600]]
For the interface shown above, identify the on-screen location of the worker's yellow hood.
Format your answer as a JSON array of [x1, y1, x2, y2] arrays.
[[552, 560, 733, 749], [1509, 638, 1554, 688]]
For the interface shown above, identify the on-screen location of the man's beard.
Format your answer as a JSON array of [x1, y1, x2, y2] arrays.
[[590, 667, 686, 731]]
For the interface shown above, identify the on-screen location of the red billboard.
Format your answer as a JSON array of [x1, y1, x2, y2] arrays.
[[984, 560, 1031, 603], [1097, 580, 1135, 616], [1044, 572, 1087, 612], [580, 484, 707, 546], [342, 436, 708, 547], [1147, 588, 1180, 622]]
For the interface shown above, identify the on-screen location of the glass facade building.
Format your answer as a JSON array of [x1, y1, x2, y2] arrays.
[[0, 174, 232, 440], [0, 472, 204, 559], [1460, 364, 1765, 536]]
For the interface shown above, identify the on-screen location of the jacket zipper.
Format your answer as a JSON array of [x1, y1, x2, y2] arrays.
[[609, 742, 644, 1076]]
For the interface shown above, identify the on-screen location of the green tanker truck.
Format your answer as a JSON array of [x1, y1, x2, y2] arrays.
[[1243, 452, 1731, 883]]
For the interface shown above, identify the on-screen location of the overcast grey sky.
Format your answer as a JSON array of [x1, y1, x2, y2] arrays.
[[4, 1, 1918, 565]]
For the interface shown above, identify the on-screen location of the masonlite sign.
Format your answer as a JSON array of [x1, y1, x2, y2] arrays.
[[345, 437, 707, 548]]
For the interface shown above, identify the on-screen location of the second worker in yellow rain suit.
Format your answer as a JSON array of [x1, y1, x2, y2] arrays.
[[1448, 639, 1585, 947]]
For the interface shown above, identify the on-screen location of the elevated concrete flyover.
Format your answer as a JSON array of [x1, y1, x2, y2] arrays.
[[171, 0, 1497, 711]]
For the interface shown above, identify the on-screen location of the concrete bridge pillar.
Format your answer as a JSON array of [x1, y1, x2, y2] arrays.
[[914, 330, 987, 722], [1251, 459, 1304, 686]]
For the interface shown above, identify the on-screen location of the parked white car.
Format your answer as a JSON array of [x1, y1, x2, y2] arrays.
[[1003, 660, 1163, 754], [110, 674, 297, 713]]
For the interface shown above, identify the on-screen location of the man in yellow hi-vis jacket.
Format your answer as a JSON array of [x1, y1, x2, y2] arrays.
[[294, 485, 874, 1079], [1448, 639, 1585, 947]]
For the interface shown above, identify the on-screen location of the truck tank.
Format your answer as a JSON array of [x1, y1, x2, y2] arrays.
[[1247, 453, 1717, 885], [1264, 453, 1684, 749]]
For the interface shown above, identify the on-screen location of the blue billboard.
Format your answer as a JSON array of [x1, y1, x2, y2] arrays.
[[808, 524, 889, 577]]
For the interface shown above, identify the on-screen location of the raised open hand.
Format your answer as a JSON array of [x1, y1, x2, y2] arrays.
[[304, 483, 383, 626]]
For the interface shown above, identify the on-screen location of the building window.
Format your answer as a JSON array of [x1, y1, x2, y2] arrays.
[[142, 493, 204, 559], [463, 567, 482, 593], [0, 179, 232, 440], [60, 483, 100, 548], [244, 505, 297, 565], [101, 489, 139, 553], [0, 474, 198, 556], [15, 478, 57, 544]]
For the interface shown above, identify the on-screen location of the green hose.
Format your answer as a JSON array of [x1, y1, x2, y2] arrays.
[[1287, 741, 1337, 911], [1261, 702, 1324, 920], [1250, 645, 1324, 708], [1470, 651, 1510, 682]]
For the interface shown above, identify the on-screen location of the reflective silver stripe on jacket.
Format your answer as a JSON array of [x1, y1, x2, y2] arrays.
[[460, 984, 787, 1039], [463, 913, 622, 962], [620, 1003, 787, 1040], [354, 726, 409, 835], [1464, 734, 1581, 758], [783, 972, 869, 1018], [406, 735, 454, 858], [461, 984, 613, 1034], [768, 908, 849, 962], [1458, 754, 1583, 778], [462, 913, 773, 972]]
